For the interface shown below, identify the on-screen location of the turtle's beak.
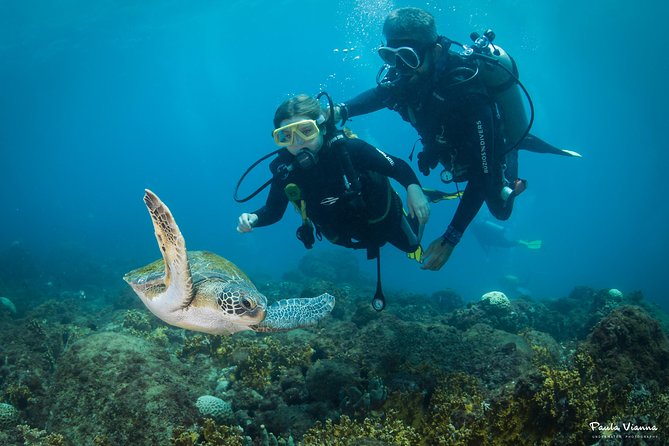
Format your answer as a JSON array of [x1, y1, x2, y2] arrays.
[[248, 306, 267, 325], [244, 295, 267, 325]]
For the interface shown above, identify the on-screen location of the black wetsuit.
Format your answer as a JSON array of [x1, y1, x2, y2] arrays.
[[252, 136, 421, 255], [343, 36, 520, 246]]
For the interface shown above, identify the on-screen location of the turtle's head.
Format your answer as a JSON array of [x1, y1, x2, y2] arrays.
[[198, 281, 268, 327]]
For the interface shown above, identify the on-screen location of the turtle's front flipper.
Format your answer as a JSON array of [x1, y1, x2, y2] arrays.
[[255, 293, 335, 332], [143, 189, 194, 309]]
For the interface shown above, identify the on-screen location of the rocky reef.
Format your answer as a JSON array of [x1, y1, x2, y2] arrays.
[[0, 249, 667, 445]]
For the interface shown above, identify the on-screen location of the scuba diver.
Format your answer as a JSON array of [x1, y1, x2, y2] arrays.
[[334, 7, 580, 271], [470, 219, 542, 254], [235, 93, 430, 310]]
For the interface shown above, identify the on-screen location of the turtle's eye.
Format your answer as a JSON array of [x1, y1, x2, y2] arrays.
[[216, 285, 261, 316], [240, 297, 256, 311]]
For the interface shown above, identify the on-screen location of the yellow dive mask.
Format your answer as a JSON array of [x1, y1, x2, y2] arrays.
[[272, 119, 321, 147]]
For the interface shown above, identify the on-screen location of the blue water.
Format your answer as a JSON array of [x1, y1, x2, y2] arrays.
[[1, 0, 667, 309]]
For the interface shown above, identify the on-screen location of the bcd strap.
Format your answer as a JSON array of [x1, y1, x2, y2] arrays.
[[331, 134, 394, 227], [328, 132, 361, 190]]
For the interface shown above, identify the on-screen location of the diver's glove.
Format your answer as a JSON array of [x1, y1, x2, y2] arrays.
[[331, 103, 349, 126], [417, 149, 439, 176]]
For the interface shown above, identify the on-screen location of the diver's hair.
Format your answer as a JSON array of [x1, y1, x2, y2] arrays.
[[383, 7, 437, 45], [273, 94, 324, 128]]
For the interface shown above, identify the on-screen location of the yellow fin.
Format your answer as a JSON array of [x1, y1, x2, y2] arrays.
[[407, 244, 424, 263], [519, 239, 542, 250]]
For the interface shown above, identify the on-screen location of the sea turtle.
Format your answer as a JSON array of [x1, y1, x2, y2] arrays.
[[123, 189, 335, 334]]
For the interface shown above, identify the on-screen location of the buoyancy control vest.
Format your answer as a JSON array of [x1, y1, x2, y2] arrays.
[[283, 134, 395, 252], [459, 30, 530, 149], [384, 32, 531, 157]]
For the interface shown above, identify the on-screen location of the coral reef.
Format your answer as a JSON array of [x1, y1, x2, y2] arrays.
[[292, 249, 362, 285], [419, 373, 488, 445], [45, 332, 209, 445], [586, 306, 669, 398], [301, 411, 420, 446], [16, 424, 67, 446], [544, 286, 655, 340], [1, 244, 667, 446], [428, 288, 464, 312], [307, 358, 360, 404], [339, 376, 388, 416], [172, 419, 245, 446]]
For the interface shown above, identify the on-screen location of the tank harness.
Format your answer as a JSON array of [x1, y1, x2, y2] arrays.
[[280, 130, 394, 311], [377, 30, 534, 185], [283, 130, 393, 255]]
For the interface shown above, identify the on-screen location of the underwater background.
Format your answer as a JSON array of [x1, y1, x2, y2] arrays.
[[1, 0, 669, 445]]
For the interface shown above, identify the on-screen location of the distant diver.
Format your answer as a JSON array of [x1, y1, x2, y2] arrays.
[[471, 219, 542, 254]]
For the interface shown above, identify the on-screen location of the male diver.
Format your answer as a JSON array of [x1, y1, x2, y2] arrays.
[[336, 7, 579, 271]]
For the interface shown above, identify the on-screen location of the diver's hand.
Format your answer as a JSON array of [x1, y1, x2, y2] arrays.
[[332, 105, 342, 123], [420, 236, 455, 271], [416, 149, 439, 176], [332, 103, 348, 125], [407, 184, 430, 224], [237, 213, 258, 233]]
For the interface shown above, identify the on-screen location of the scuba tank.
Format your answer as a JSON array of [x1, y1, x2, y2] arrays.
[[463, 29, 533, 151]]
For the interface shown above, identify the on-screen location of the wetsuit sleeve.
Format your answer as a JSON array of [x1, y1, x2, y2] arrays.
[[251, 181, 289, 227], [343, 87, 393, 118], [351, 139, 421, 189], [441, 93, 501, 246], [443, 182, 485, 245], [251, 160, 290, 227]]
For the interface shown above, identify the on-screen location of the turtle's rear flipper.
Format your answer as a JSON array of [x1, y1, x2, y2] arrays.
[[255, 293, 335, 332]]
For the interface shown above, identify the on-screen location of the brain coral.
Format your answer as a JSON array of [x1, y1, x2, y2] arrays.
[[0, 403, 19, 429], [607, 288, 623, 299], [480, 291, 512, 312], [196, 395, 233, 421]]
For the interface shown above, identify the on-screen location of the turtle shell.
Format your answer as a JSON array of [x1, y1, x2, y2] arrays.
[[124, 250, 256, 297]]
